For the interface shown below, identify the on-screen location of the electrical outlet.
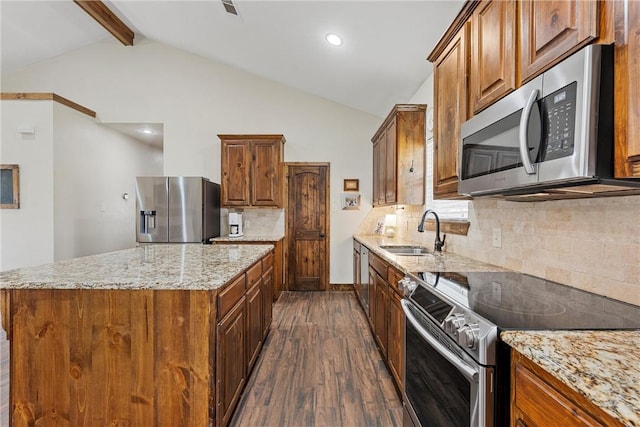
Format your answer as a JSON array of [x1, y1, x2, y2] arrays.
[[492, 227, 502, 248]]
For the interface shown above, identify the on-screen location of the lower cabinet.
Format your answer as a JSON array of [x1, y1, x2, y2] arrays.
[[216, 252, 274, 427], [511, 349, 623, 427], [216, 296, 247, 427], [387, 290, 404, 390], [367, 250, 405, 394]]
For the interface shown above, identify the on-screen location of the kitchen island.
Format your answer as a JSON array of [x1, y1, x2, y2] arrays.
[[503, 330, 640, 427], [0, 243, 274, 427]]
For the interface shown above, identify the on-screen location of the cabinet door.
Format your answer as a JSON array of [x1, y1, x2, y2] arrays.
[[221, 142, 250, 206], [433, 22, 470, 199], [262, 268, 273, 338], [388, 290, 404, 391], [217, 297, 246, 427], [353, 248, 361, 300], [384, 118, 397, 204], [368, 266, 376, 326], [246, 280, 263, 372], [519, 0, 599, 82], [470, 0, 516, 113], [251, 140, 281, 206], [372, 136, 386, 206], [614, 0, 640, 178], [373, 274, 389, 358]]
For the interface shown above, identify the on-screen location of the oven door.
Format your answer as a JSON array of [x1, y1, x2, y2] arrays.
[[402, 300, 494, 427]]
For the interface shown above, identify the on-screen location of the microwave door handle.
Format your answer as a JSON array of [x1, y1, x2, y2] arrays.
[[519, 89, 539, 175], [401, 300, 479, 383]]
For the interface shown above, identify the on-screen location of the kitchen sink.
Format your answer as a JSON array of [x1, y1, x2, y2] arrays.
[[379, 245, 432, 256]]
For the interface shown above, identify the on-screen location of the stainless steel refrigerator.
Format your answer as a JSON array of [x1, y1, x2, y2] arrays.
[[136, 177, 221, 243]]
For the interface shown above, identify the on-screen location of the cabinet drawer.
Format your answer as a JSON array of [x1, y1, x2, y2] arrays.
[[218, 274, 246, 320], [261, 252, 274, 272], [369, 252, 388, 281], [246, 261, 262, 289]]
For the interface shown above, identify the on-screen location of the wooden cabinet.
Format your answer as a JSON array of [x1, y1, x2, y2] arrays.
[[245, 278, 263, 372], [511, 349, 623, 427], [366, 250, 405, 393], [219, 134, 285, 207], [432, 23, 470, 199], [216, 295, 247, 427], [371, 105, 426, 207], [387, 285, 404, 391], [519, 0, 599, 83], [614, 0, 640, 178], [261, 254, 274, 338], [372, 272, 389, 358], [470, 0, 517, 113]]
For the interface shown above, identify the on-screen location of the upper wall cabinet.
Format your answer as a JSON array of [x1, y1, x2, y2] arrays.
[[470, 0, 517, 113], [519, 0, 599, 83], [614, 0, 640, 178], [371, 105, 426, 207], [219, 134, 285, 208], [432, 24, 470, 199]]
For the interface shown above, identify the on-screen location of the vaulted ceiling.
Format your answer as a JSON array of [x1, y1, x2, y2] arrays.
[[1, 1, 463, 117]]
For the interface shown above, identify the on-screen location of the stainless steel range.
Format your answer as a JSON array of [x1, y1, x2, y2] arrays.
[[400, 271, 640, 427]]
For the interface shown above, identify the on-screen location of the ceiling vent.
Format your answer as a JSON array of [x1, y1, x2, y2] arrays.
[[221, 0, 238, 16]]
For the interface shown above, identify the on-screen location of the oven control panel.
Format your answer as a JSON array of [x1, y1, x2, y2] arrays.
[[444, 313, 481, 350]]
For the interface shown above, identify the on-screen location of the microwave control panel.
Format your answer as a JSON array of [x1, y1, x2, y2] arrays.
[[541, 82, 577, 161]]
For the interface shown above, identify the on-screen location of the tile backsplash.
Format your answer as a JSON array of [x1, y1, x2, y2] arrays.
[[225, 209, 285, 236], [359, 196, 640, 306]]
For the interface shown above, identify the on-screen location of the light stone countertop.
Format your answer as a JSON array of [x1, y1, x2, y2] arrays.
[[502, 330, 640, 427], [354, 234, 507, 273], [0, 243, 273, 291], [211, 234, 284, 243]]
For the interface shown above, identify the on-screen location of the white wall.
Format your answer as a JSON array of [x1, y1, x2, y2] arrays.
[[0, 101, 55, 270], [0, 99, 162, 271], [1, 39, 380, 283], [53, 104, 162, 260]]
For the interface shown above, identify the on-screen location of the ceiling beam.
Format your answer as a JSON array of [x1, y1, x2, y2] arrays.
[[74, 1, 134, 46]]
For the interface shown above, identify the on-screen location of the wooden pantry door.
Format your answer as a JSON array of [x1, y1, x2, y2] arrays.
[[286, 163, 330, 291]]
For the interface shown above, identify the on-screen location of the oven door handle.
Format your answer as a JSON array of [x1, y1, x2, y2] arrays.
[[401, 299, 479, 383]]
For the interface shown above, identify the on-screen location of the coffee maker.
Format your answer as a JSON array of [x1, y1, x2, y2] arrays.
[[228, 212, 243, 238]]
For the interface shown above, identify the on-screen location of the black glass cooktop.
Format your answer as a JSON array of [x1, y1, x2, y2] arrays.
[[413, 271, 640, 330]]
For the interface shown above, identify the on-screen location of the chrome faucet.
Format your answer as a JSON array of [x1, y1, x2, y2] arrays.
[[417, 209, 446, 252]]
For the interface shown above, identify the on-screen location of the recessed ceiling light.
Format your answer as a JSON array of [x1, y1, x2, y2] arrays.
[[140, 129, 154, 135], [325, 33, 343, 47]]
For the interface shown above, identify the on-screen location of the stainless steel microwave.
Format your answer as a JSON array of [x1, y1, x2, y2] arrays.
[[458, 44, 623, 197]]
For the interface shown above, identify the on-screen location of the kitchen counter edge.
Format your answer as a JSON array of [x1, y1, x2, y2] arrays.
[[501, 329, 640, 427], [0, 243, 274, 291]]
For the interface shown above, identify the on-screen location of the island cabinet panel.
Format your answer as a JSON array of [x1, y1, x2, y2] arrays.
[[519, 0, 599, 83], [511, 349, 623, 427], [261, 263, 274, 338], [8, 289, 213, 427]]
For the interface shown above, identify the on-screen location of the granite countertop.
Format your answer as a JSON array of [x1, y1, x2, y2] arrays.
[[0, 243, 274, 291], [354, 234, 507, 273], [211, 234, 284, 243], [502, 330, 640, 426]]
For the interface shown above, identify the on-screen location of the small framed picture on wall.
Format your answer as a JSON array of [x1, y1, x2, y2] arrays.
[[343, 179, 359, 192], [341, 193, 361, 210]]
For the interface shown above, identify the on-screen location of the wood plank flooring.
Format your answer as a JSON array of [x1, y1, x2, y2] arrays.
[[231, 291, 403, 427]]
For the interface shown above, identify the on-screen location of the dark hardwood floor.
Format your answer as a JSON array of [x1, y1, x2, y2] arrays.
[[231, 291, 403, 427]]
